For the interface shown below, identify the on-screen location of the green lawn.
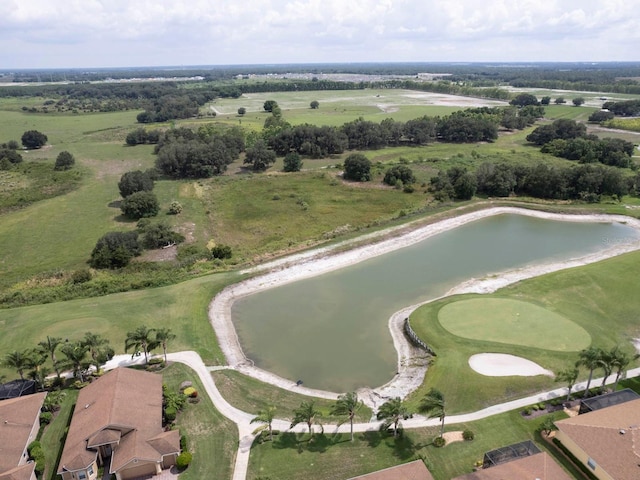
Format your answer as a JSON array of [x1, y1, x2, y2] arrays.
[[407, 250, 640, 414], [40, 389, 79, 480], [248, 410, 579, 480], [163, 363, 238, 480], [212, 369, 373, 423], [0, 272, 240, 379], [438, 298, 591, 351]]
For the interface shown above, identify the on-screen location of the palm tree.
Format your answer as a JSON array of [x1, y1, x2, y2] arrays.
[[38, 336, 62, 379], [60, 342, 90, 382], [611, 347, 631, 391], [377, 397, 411, 438], [598, 348, 615, 389], [576, 347, 602, 397], [82, 332, 112, 373], [420, 389, 446, 438], [124, 326, 158, 364], [556, 366, 579, 402], [291, 401, 322, 438], [154, 328, 176, 364], [3, 350, 31, 380], [251, 406, 277, 441], [331, 392, 362, 442], [25, 348, 48, 391]]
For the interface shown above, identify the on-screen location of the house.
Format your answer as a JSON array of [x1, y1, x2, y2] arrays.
[[347, 460, 434, 480], [0, 391, 47, 480], [554, 397, 640, 480], [57, 368, 180, 480], [452, 452, 572, 480]]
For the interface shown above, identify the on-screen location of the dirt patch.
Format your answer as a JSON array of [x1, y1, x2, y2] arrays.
[[136, 245, 178, 262]]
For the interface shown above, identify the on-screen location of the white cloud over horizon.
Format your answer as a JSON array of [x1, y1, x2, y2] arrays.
[[1, 0, 639, 69]]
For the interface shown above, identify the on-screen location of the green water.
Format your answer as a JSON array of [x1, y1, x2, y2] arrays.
[[232, 214, 640, 392]]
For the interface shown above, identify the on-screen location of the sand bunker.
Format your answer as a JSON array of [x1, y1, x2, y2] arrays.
[[469, 353, 554, 377]]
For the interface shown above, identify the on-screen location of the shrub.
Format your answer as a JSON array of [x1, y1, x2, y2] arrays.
[[71, 269, 92, 284], [183, 387, 197, 397], [21, 130, 48, 149], [210, 244, 232, 259], [54, 151, 75, 170], [165, 406, 177, 422], [433, 436, 445, 447], [180, 434, 189, 451], [142, 222, 185, 249], [343, 153, 371, 182], [168, 201, 183, 214], [523, 407, 532, 416], [118, 170, 154, 198], [384, 165, 415, 186], [283, 152, 302, 172], [39, 412, 53, 425], [27, 441, 42, 456], [147, 357, 164, 366], [121, 191, 160, 219], [462, 429, 474, 441], [89, 231, 141, 269], [176, 451, 193, 470]]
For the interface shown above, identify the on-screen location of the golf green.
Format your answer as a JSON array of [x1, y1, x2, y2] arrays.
[[438, 298, 591, 351]]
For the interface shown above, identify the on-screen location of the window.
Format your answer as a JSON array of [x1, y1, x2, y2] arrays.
[[88, 465, 94, 475], [78, 472, 87, 480], [587, 458, 597, 470]]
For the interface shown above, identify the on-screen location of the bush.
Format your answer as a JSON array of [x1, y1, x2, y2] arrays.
[[210, 244, 232, 259], [343, 153, 371, 182], [39, 412, 53, 425], [183, 387, 197, 397], [165, 406, 177, 422], [180, 434, 189, 451], [433, 436, 445, 448], [523, 407, 532, 416], [71, 269, 92, 284], [462, 429, 474, 441], [142, 222, 185, 249], [176, 451, 193, 470], [168, 201, 183, 214], [283, 152, 303, 172], [89, 231, 141, 269], [384, 165, 415, 186], [118, 170, 154, 198], [21, 130, 48, 149], [121, 191, 160, 219], [54, 151, 75, 170]]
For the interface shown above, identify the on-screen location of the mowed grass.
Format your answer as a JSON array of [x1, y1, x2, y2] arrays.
[[438, 298, 591, 351], [248, 409, 578, 480], [40, 389, 79, 480], [0, 272, 240, 379], [211, 369, 373, 423], [163, 363, 237, 480], [407, 250, 640, 414]]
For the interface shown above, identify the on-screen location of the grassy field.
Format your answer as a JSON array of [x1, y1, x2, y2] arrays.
[[407, 250, 640, 414], [212, 369, 373, 423], [0, 272, 239, 379], [163, 362, 238, 480], [247, 409, 579, 480], [438, 298, 591, 351]]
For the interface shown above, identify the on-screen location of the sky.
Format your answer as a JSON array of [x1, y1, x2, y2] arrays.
[[1, 0, 639, 69]]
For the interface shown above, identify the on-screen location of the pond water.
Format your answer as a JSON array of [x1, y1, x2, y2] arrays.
[[232, 214, 640, 392]]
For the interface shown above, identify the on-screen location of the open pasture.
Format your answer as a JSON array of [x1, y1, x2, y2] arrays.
[[438, 298, 591, 351]]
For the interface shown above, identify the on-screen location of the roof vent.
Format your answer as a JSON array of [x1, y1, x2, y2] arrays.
[[85, 404, 90, 409], [620, 429, 626, 435]]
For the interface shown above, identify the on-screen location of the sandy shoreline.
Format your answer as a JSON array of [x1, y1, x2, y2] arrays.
[[208, 207, 640, 409]]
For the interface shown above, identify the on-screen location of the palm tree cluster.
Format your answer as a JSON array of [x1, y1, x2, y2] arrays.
[[2, 332, 115, 387], [558, 345, 633, 399], [124, 326, 175, 364]]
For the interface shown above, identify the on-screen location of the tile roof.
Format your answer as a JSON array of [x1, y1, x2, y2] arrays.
[[58, 368, 179, 475], [452, 452, 572, 480], [348, 460, 434, 480], [0, 464, 36, 480], [555, 397, 640, 480], [0, 392, 46, 476]]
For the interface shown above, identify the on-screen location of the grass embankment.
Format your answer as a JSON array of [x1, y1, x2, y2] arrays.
[[0, 272, 238, 379], [163, 363, 237, 480], [248, 410, 579, 480], [408, 250, 640, 414], [212, 369, 373, 423]]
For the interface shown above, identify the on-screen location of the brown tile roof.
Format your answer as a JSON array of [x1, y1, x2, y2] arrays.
[[0, 464, 36, 480], [555, 397, 640, 480], [348, 460, 434, 480], [58, 368, 180, 475], [0, 392, 46, 476], [452, 452, 572, 480]]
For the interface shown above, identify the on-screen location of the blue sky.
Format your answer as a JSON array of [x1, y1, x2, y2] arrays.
[[1, 0, 639, 69]]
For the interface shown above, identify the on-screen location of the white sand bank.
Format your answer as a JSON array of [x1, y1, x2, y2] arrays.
[[469, 353, 554, 377]]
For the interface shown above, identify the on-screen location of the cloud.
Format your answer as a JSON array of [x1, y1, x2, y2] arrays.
[[0, 0, 638, 68]]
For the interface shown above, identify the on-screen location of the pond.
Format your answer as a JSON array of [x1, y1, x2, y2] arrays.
[[232, 213, 640, 392]]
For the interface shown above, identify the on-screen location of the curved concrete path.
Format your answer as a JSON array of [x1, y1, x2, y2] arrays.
[[102, 351, 640, 480]]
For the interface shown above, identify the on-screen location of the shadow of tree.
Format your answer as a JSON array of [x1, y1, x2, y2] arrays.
[[362, 431, 382, 448]]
